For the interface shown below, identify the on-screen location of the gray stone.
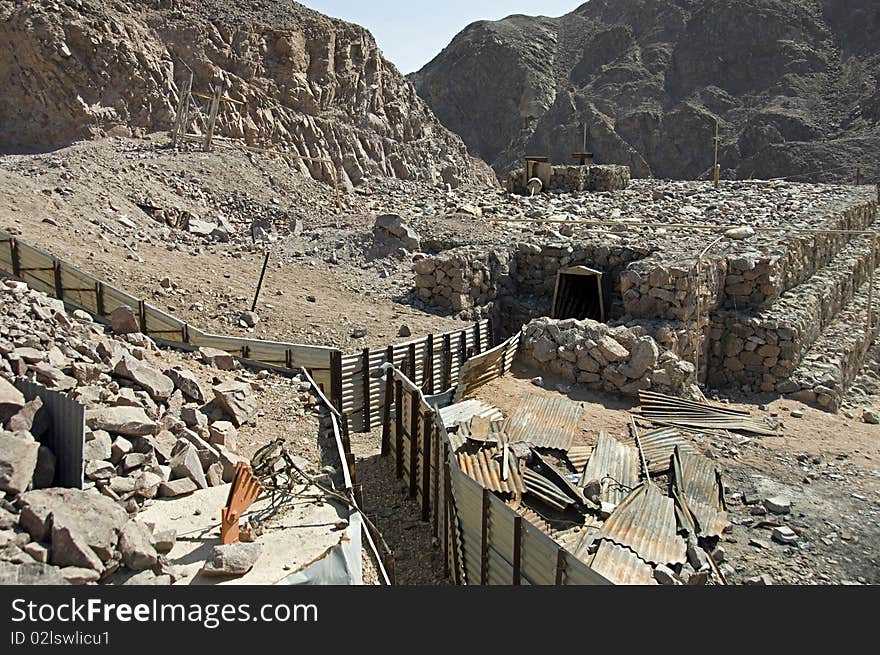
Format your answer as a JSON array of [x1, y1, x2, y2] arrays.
[[23, 541, 48, 563], [240, 311, 259, 328], [169, 442, 208, 489], [653, 563, 682, 585], [772, 526, 798, 545], [18, 488, 128, 559], [165, 368, 206, 404], [374, 214, 420, 251], [0, 560, 68, 585], [123, 570, 171, 585], [159, 478, 198, 498], [724, 226, 755, 240], [118, 520, 157, 570], [686, 541, 711, 571], [597, 336, 629, 363], [212, 381, 256, 427], [85, 459, 115, 481], [110, 306, 139, 335], [85, 406, 158, 437], [764, 496, 792, 515], [198, 347, 237, 370], [153, 529, 176, 554], [50, 520, 104, 572], [114, 355, 173, 401], [6, 397, 43, 432], [61, 566, 101, 584], [0, 377, 26, 421], [84, 430, 113, 461], [862, 408, 879, 425], [208, 421, 238, 451], [201, 542, 262, 577], [110, 436, 133, 464], [0, 430, 39, 495]]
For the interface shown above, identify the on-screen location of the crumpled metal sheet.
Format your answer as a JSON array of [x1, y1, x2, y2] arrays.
[[624, 427, 694, 475], [439, 399, 504, 426], [522, 468, 576, 511], [672, 446, 729, 538], [587, 540, 657, 586], [502, 393, 581, 451], [637, 390, 777, 436], [565, 445, 593, 472], [581, 431, 640, 505], [452, 442, 524, 498], [592, 482, 687, 567]]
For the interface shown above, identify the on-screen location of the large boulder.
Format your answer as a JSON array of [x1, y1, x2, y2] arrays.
[[0, 561, 68, 585], [17, 488, 128, 560], [118, 519, 157, 570], [212, 381, 256, 427], [374, 214, 420, 251], [110, 306, 140, 335], [164, 367, 206, 403], [85, 406, 158, 436], [114, 355, 174, 401], [0, 377, 25, 422], [0, 430, 39, 495]]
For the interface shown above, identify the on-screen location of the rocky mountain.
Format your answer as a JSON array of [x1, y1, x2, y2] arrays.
[[0, 0, 494, 189], [411, 0, 880, 183]]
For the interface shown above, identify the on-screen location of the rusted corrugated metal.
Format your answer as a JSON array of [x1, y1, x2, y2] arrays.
[[581, 431, 640, 505], [453, 332, 520, 403], [457, 416, 506, 445], [592, 482, 687, 566], [672, 447, 729, 538], [439, 399, 503, 426], [623, 427, 694, 475], [522, 468, 576, 511], [565, 445, 592, 472], [503, 394, 581, 451], [587, 540, 657, 586], [454, 444, 524, 498], [638, 390, 777, 436]]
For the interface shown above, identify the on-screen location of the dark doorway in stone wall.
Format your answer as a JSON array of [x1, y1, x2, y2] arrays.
[[551, 266, 605, 322]]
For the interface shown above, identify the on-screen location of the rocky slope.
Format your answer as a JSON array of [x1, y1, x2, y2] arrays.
[[0, 0, 494, 189], [411, 0, 880, 183]]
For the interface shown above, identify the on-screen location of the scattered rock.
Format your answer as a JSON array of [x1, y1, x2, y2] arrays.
[[85, 406, 158, 437], [201, 542, 262, 577], [118, 519, 157, 570], [212, 381, 256, 427], [199, 347, 237, 370], [110, 306, 139, 335], [763, 496, 792, 515]]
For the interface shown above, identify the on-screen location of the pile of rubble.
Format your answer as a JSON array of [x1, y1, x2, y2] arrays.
[[0, 278, 286, 585]]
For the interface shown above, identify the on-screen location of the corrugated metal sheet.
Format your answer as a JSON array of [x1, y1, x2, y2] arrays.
[[581, 431, 640, 505], [454, 444, 524, 498], [623, 427, 694, 475], [456, 416, 506, 445], [453, 332, 520, 402], [673, 447, 729, 538], [565, 445, 593, 472], [592, 482, 687, 566], [439, 399, 503, 426], [503, 394, 581, 451], [522, 468, 576, 511], [587, 540, 657, 586], [14, 378, 84, 489], [638, 390, 778, 436]]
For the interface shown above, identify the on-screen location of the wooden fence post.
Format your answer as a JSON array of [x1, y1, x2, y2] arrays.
[[473, 322, 481, 355], [425, 334, 434, 394], [10, 239, 20, 278], [432, 419, 441, 537], [381, 367, 392, 456], [53, 261, 63, 302], [408, 342, 417, 384], [420, 411, 431, 522], [512, 515, 523, 585], [394, 379, 403, 479], [442, 333, 452, 389], [555, 548, 567, 585], [362, 347, 371, 430], [330, 350, 343, 414], [409, 395, 419, 498], [480, 487, 490, 585], [137, 300, 147, 334]]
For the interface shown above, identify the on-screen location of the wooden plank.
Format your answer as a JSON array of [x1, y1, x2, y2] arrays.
[[362, 348, 371, 429], [421, 410, 431, 522], [409, 392, 419, 499], [395, 379, 404, 479]]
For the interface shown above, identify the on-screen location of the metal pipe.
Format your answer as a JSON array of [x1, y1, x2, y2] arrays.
[[251, 249, 270, 312]]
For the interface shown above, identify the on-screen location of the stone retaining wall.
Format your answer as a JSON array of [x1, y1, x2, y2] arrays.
[[521, 317, 697, 397], [507, 164, 630, 195]]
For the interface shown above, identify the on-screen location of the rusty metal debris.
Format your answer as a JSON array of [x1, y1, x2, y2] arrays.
[[581, 431, 639, 505], [221, 462, 264, 545], [522, 468, 576, 511], [438, 398, 503, 426], [623, 426, 694, 475], [672, 446, 729, 538], [637, 390, 777, 436], [590, 482, 687, 567], [565, 445, 592, 472], [587, 540, 657, 586], [503, 393, 581, 451]]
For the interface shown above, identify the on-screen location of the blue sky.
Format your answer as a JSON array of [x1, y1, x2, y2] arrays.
[[302, 1, 582, 74]]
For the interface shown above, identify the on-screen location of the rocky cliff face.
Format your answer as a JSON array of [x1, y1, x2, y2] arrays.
[[412, 0, 880, 183], [0, 0, 494, 189]]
